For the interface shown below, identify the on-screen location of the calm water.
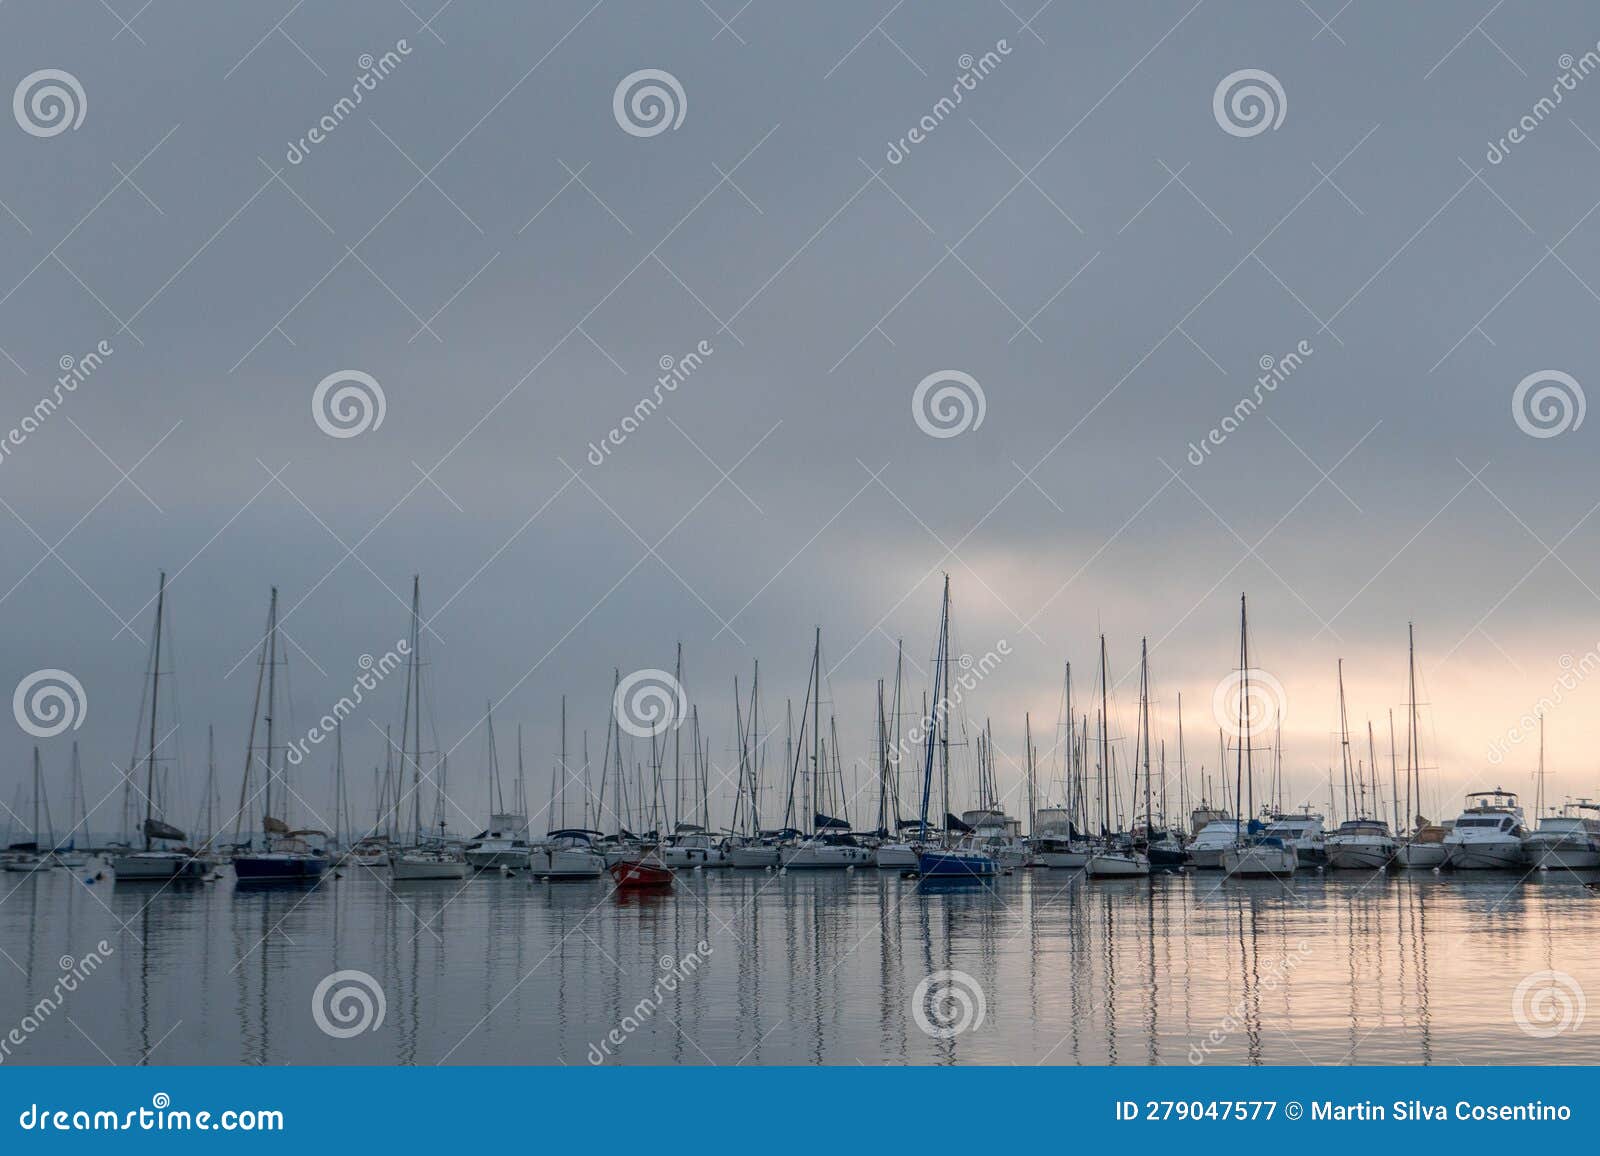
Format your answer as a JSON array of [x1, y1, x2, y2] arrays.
[[1, 863, 1596, 1065]]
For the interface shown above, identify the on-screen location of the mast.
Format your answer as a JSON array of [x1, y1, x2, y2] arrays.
[[143, 572, 166, 850], [1099, 634, 1110, 837], [812, 626, 821, 837], [1140, 638, 1152, 839], [1025, 712, 1036, 837], [1176, 692, 1187, 835], [939, 578, 952, 843], [1336, 658, 1353, 819], [1407, 623, 1421, 827], [673, 642, 683, 831], [1235, 594, 1249, 839], [263, 586, 278, 832], [1366, 719, 1380, 829], [32, 746, 41, 849], [1388, 709, 1400, 837]]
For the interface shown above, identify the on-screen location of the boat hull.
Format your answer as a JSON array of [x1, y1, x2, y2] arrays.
[[917, 849, 997, 878], [1444, 839, 1524, 870], [109, 853, 207, 881], [233, 854, 328, 880], [873, 843, 919, 868], [729, 845, 780, 868], [1221, 845, 1297, 878], [1326, 839, 1395, 870], [1086, 851, 1150, 877], [609, 859, 673, 889], [529, 847, 604, 878], [1036, 850, 1089, 869], [1185, 847, 1227, 869], [465, 848, 528, 870], [1395, 842, 1448, 868], [663, 846, 731, 868], [782, 844, 871, 869], [1525, 842, 1600, 870], [390, 857, 469, 881]]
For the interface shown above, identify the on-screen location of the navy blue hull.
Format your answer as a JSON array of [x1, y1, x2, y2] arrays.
[[233, 856, 327, 880]]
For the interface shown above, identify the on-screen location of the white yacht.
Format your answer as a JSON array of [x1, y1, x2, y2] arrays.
[[465, 813, 532, 870], [529, 830, 605, 879], [781, 833, 871, 869], [345, 838, 391, 868], [1325, 818, 1397, 870], [663, 831, 731, 868], [1085, 844, 1151, 877], [1395, 823, 1449, 868], [1186, 818, 1243, 869], [390, 846, 469, 881], [1261, 813, 1326, 866], [873, 839, 921, 868], [1443, 789, 1526, 870], [729, 836, 782, 868], [1220, 834, 1298, 878], [1522, 802, 1600, 871]]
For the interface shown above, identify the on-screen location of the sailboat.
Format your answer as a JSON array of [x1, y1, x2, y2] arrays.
[[783, 628, 871, 869], [915, 577, 997, 879], [1131, 640, 1183, 870], [2, 749, 57, 872], [1394, 624, 1448, 868], [1219, 596, 1297, 878], [232, 587, 331, 882], [1324, 659, 1397, 871], [389, 577, 469, 881], [465, 703, 532, 870], [1034, 664, 1092, 868], [531, 696, 605, 879], [1087, 635, 1150, 878], [110, 572, 208, 882], [730, 663, 782, 867]]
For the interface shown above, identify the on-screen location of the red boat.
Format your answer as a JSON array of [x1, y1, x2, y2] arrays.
[[609, 856, 673, 890]]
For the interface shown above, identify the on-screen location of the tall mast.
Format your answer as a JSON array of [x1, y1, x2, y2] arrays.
[[143, 571, 166, 850], [1236, 595, 1249, 834], [1099, 634, 1110, 836], [1407, 622, 1421, 828], [939, 578, 951, 841], [263, 586, 278, 829], [812, 626, 821, 837], [1388, 709, 1400, 836], [1336, 658, 1353, 818], [1140, 638, 1152, 837], [1176, 692, 1187, 834], [673, 642, 683, 832], [1025, 712, 1036, 837]]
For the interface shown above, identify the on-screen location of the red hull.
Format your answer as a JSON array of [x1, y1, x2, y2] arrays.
[[610, 859, 673, 889]]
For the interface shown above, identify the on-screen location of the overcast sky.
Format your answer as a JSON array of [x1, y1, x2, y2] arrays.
[[3, 1, 1600, 840]]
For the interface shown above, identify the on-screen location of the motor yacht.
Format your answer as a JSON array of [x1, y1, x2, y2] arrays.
[[1443, 789, 1526, 870], [1325, 818, 1397, 870], [529, 830, 606, 879], [1221, 834, 1298, 877], [1261, 812, 1326, 866], [1185, 818, 1243, 868], [465, 814, 532, 870], [1522, 802, 1600, 871]]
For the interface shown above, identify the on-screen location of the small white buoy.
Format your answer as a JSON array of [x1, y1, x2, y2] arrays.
[[1539, 864, 1549, 872], [1432, 866, 1441, 874]]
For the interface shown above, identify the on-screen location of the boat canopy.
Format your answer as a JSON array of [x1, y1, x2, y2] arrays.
[[143, 818, 186, 842], [813, 812, 850, 830]]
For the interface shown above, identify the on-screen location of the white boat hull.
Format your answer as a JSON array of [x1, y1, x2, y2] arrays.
[[465, 847, 528, 870], [3, 856, 53, 873], [1326, 838, 1395, 870], [1524, 842, 1600, 870], [110, 852, 207, 880], [1186, 847, 1226, 869], [729, 845, 780, 868], [781, 843, 870, 869], [663, 846, 731, 868], [1086, 851, 1150, 877], [1395, 842, 1448, 868], [1036, 850, 1089, 869], [1445, 839, 1524, 870], [529, 847, 604, 878], [874, 843, 919, 868], [1222, 845, 1298, 877], [390, 856, 469, 881]]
